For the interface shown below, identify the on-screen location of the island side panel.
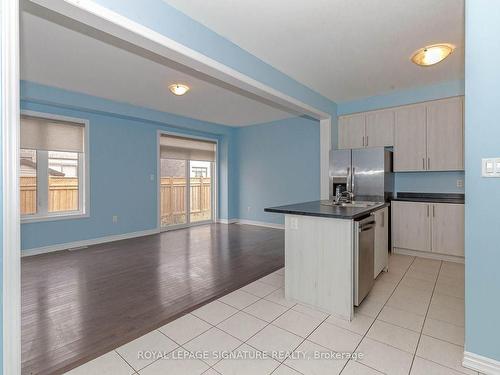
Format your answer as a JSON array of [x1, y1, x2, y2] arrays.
[[284, 214, 354, 320]]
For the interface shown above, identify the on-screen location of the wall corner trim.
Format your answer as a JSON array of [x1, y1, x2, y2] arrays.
[[2, 0, 22, 373], [463, 351, 500, 375], [21, 229, 159, 257]]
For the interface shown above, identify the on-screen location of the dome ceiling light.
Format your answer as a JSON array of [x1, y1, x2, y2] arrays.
[[411, 44, 455, 67], [169, 83, 190, 96]]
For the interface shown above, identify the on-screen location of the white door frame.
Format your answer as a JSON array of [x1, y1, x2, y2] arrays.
[[2, 0, 21, 374], [157, 130, 219, 232], [5, 1, 333, 373]]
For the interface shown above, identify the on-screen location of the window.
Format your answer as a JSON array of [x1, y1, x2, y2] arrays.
[[20, 113, 88, 221]]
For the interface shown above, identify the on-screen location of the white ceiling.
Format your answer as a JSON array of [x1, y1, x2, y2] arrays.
[[20, 10, 298, 127], [165, 0, 465, 102]]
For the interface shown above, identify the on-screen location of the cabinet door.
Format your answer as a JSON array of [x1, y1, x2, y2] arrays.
[[426, 97, 464, 171], [366, 110, 395, 147], [338, 114, 365, 149], [431, 203, 464, 256], [392, 201, 431, 252], [394, 104, 427, 171], [374, 207, 389, 278]]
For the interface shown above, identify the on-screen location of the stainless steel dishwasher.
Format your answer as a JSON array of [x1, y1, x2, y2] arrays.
[[354, 215, 376, 306]]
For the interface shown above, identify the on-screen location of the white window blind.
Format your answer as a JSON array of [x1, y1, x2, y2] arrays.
[[21, 115, 84, 153], [160, 134, 216, 162]]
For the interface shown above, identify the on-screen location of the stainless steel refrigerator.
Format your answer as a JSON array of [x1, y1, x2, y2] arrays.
[[329, 147, 393, 202]]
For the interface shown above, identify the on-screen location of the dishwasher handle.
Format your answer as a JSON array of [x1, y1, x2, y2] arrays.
[[359, 221, 375, 232]]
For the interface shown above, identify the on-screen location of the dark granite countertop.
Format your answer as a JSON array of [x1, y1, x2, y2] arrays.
[[265, 200, 390, 220], [392, 192, 465, 204]]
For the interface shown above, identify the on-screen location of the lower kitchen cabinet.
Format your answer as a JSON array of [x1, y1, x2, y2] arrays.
[[392, 201, 464, 259], [431, 203, 465, 256], [392, 201, 431, 252]]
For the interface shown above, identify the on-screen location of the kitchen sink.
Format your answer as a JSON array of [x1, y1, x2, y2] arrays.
[[321, 200, 383, 208], [339, 201, 379, 208]]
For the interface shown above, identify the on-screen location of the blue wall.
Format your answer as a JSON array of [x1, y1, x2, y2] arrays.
[[464, 1, 500, 362], [236, 117, 320, 225], [21, 81, 325, 247], [337, 80, 465, 194], [21, 82, 238, 250]]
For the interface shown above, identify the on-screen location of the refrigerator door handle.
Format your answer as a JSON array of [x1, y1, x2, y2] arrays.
[[346, 167, 351, 193], [351, 167, 356, 194]]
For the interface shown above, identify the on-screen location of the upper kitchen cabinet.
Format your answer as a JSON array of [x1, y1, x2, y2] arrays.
[[426, 97, 464, 171], [338, 109, 394, 149], [338, 97, 464, 171], [394, 104, 427, 171], [394, 96, 464, 172], [365, 110, 394, 148], [338, 114, 365, 149]]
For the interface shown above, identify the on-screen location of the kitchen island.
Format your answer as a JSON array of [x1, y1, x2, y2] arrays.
[[265, 200, 389, 321]]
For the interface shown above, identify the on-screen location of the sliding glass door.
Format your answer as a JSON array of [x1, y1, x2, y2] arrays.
[[159, 134, 216, 230], [189, 160, 213, 223], [160, 158, 188, 227]]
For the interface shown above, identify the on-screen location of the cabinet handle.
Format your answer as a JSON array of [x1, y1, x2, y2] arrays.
[[381, 211, 384, 227], [362, 136, 365, 147], [427, 205, 430, 217], [433, 205, 435, 217], [428, 157, 431, 170], [422, 158, 426, 170], [366, 136, 369, 147]]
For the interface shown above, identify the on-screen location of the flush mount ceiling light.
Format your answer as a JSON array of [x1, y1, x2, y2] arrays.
[[411, 44, 455, 67], [168, 83, 190, 96]]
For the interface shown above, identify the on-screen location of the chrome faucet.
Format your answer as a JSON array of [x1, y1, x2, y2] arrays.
[[335, 190, 354, 204]]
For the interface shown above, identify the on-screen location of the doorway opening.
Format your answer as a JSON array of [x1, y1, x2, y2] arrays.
[[158, 132, 217, 230]]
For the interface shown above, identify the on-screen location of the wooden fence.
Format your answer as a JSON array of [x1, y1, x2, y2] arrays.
[[20, 176, 79, 215], [20, 176, 212, 224], [160, 177, 212, 226]]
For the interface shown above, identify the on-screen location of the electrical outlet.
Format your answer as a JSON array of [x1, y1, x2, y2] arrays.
[[456, 179, 464, 188], [290, 217, 299, 230], [112, 215, 118, 223]]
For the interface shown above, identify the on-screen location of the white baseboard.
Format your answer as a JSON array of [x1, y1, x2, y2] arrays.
[[217, 218, 238, 224], [237, 219, 284, 230], [393, 247, 464, 264], [463, 351, 500, 374], [21, 228, 159, 257]]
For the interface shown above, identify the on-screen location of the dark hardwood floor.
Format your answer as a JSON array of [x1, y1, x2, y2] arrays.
[[21, 223, 284, 375]]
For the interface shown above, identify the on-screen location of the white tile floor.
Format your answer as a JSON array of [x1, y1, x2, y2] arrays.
[[65, 254, 474, 375]]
